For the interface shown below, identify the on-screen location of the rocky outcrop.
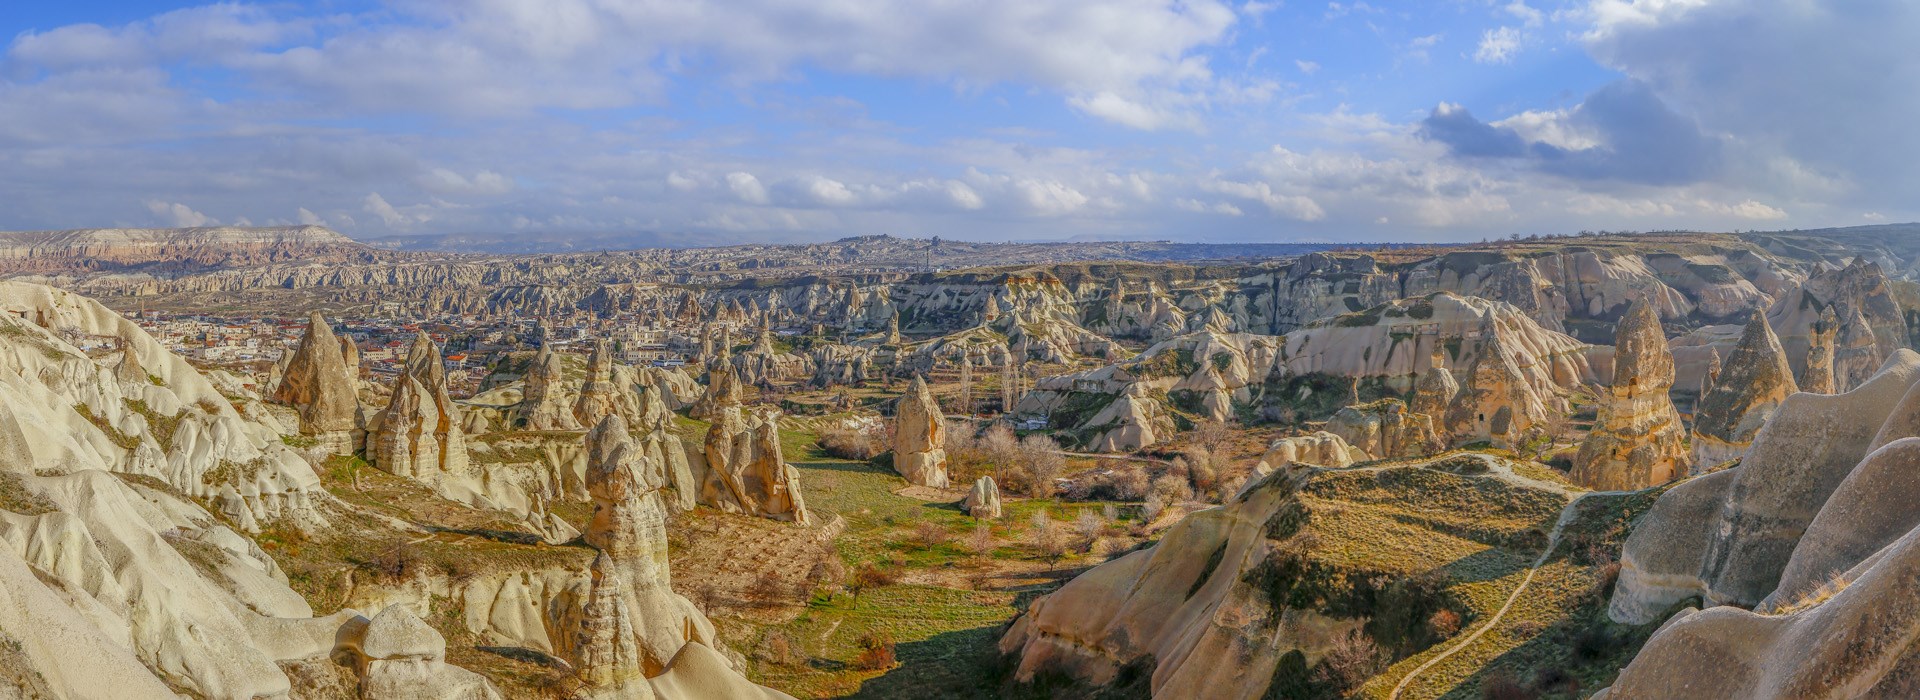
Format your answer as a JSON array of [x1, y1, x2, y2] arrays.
[[271, 312, 363, 454], [516, 345, 579, 431], [1690, 310, 1798, 466], [339, 605, 502, 699], [1800, 304, 1838, 394], [700, 400, 812, 525], [891, 376, 950, 488], [1445, 329, 1565, 447], [568, 414, 791, 698], [1572, 300, 1689, 491], [370, 334, 476, 504], [1835, 305, 1884, 392], [964, 476, 1003, 519], [0, 282, 533, 698], [1244, 432, 1363, 491], [1324, 400, 1440, 461], [631, 379, 698, 513], [1409, 350, 1459, 423], [571, 338, 622, 428], [1597, 350, 1920, 698], [1611, 349, 1920, 624]]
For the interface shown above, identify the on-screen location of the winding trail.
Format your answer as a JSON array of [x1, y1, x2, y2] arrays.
[[1387, 488, 1606, 700]]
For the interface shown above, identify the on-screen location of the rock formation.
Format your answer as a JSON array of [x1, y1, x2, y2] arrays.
[[891, 376, 950, 488], [1324, 399, 1440, 460], [370, 334, 476, 502], [1410, 349, 1459, 423], [1691, 310, 1797, 466], [340, 605, 502, 699], [271, 311, 363, 454], [572, 337, 622, 427], [517, 345, 579, 431], [1572, 300, 1689, 491], [964, 475, 1002, 519], [1241, 431, 1364, 492], [1445, 329, 1562, 447], [700, 396, 812, 524], [570, 414, 793, 698], [1596, 350, 1920, 698], [1835, 305, 1883, 391], [1800, 304, 1838, 394]]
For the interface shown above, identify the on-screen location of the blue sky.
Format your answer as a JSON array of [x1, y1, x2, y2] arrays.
[[0, 1, 1911, 243]]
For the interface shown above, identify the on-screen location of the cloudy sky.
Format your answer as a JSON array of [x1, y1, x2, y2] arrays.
[[0, 0, 1910, 243]]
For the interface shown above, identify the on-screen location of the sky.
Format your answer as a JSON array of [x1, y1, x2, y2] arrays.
[[0, 0, 1911, 244]]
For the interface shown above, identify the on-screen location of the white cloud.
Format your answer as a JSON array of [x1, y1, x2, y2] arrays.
[[801, 176, 858, 206], [144, 200, 216, 227], [725, 172, 770, 205], [296, 207, 323, 225], [1475, 26, 1523, 64], [416, 168, 513, 196], [1295, 59, 1320, 74], [363, 192, 412, 227], [1504, 1, 1545, 27]]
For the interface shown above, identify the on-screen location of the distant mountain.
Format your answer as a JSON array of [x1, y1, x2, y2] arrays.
[[358, 230, 826, 253], [0, 225, 380, 275]]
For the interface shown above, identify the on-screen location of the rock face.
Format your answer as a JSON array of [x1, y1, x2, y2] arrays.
[[891, 376, 950, 488], [1324, 399, 1440, 461], [1572, 300, 1689, 491], [0, 225, 372, 275], [1445, 329, 1564, 447], [1691, 310, 1798, 466], [370, 334, 476, 503], [700, 398, 812, 524], [1835, 305, 1883, 391], [1800, 304, 1838, 394], [271, 312, 363, 453], [1597, 350, 1920, 698], [964, 476, 1003, 519], [517, 345, 579, 431]]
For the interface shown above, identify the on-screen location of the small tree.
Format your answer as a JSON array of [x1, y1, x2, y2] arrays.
[[912, 520, 949, 550], [1030, 511, 1069, 564], [967, 521, 995, 557], [1073, 509, 1107, 552]]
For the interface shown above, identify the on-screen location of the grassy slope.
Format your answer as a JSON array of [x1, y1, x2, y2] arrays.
[[1358, 483, 1674, 699], [721, 421, 1132, 699]]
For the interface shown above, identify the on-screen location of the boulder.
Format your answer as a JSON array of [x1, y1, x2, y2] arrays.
[[964, 476, 1003, 519]]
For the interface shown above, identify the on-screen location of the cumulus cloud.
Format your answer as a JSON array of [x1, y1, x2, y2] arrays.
[[1420, 80, 1722, 185], [144, 200, 216, 227], [725, 172, 770, 205], [1474, 26, 1523, 64]]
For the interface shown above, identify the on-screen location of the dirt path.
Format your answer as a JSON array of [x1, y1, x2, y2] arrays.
[[1387, 490, 1592, 700]]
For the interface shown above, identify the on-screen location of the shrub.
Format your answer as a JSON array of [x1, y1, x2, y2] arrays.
[[747, 570, 794, 606], [1003, 434, 1065, 497], [818, 424, 883, 460], [1428, 608, 1463, 638], [853, 630, 897, 671], [1066, 464, 1149, 501], [1573, 625, 1619, 661], [757, 631, 802, 666], [365, 542, 420, 583], [1313, 629, 1382, 692], [1480, 671, 1538, 700]]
